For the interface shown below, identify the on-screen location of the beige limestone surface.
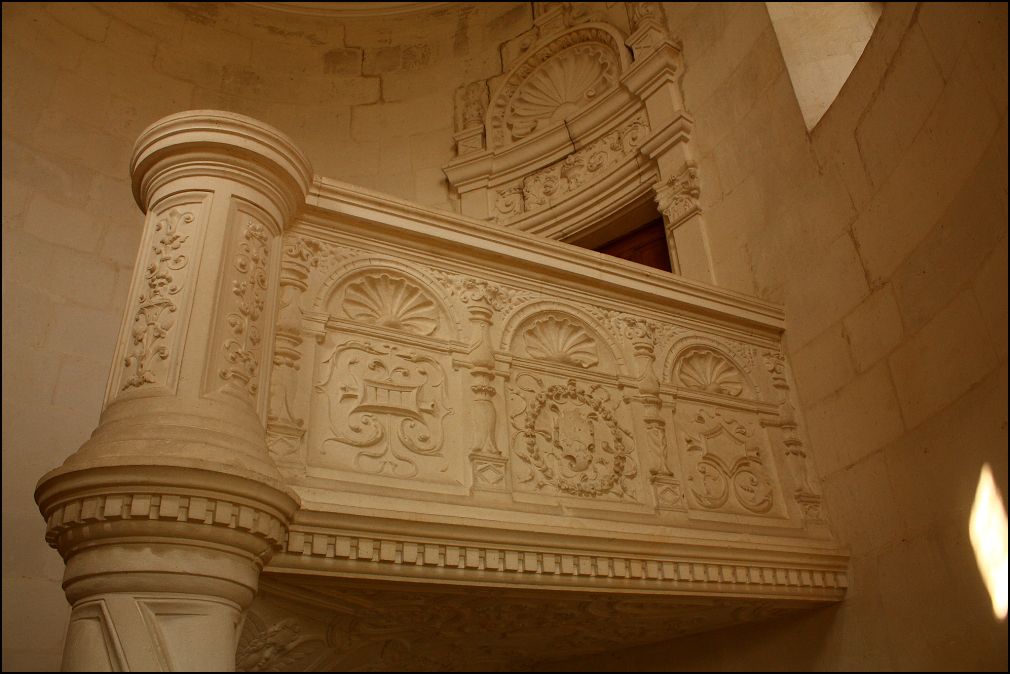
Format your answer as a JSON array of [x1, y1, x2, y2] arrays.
[[3, 2, 1007, 671]]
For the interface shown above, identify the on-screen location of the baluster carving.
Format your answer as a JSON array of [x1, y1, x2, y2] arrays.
[[620, 317, 685, 511], [460, 280, 509, 491]]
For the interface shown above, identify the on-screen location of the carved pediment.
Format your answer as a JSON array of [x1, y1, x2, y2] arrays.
[[488, 28, 624, 149]]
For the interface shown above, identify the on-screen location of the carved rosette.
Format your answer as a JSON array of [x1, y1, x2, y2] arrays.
[[509, 376, 638, 499], [122, 208, 195, 390], [220, 218, 271, 398], [654, 162, 701, 230]]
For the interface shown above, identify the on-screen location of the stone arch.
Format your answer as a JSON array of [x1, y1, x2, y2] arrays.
[[500, 299, 628, 376], [314, 257, 463, 342]]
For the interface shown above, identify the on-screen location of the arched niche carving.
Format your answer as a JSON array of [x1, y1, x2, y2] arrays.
[[663, 337, 758, 400], [501, 301, 626, 376], [314, 259, 462, 342], [486, 24, 632, 150]]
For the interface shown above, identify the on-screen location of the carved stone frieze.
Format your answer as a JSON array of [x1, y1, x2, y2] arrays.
[[122, 207, 195, 391], [509, 375, 638, 499], [220, 217, 271, 398], [491, 113, 650, 222]]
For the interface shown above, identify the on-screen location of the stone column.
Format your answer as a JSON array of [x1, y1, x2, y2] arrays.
[[35, 111, 312, 671]]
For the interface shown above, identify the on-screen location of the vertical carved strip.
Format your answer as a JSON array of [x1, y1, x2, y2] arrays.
[[762, 351, 822, 520], [220, 217, 270, 399], [122, 208, 195, 391], [620, 318, 686, 511], [457, 280, 509, 492], [653, 161, 701, 275], [266, 237, 311, 459]]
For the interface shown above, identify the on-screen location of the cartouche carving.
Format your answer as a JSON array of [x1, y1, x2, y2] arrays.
[[342, 273, 440, 336], [509, 376, 638, 499], [237, 617, 320, 672], [123, 208, 194, 390], [682, 410, 775, 514], [315, 340, 451, 479]]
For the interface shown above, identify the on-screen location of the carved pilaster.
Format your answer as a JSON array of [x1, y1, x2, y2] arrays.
[[453, 81, 488, 158], [626, 2, 669, 60], [267, 237, 312, 461], [621, 317, 686, 511], [761, 351, 823, 520], [36, 111, 310, 671], [456, 280, 509, 492]]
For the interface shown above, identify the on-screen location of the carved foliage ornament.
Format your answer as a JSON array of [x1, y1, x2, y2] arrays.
[[654, 162, 701, 228], [220, 219, 270, 397], [123, 208, 193, 390], [493, 113, 649, 222], [489, 29, 623, 149], [510, 376, 637, 499]]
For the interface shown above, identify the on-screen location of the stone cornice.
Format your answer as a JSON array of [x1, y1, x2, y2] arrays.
[[302, 178, 786, 333], [270, 511, 848, 601], [131, 110, 313, 222]]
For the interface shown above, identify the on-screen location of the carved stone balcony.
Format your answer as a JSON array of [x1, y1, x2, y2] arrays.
[[35, 109, 846, 672]]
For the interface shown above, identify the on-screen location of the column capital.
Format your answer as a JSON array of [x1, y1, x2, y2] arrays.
[[131, 110, 313, 224]]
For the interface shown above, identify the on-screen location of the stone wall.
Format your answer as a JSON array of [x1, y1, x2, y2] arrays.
[[2, 2, 1006, 671], [549, 2, 1007, 669]]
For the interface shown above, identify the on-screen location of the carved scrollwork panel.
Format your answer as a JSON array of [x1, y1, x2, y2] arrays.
[[676, 406, 787, 519], [310, 338, 456, 484]]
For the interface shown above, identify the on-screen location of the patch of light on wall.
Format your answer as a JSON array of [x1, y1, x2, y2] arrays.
[[969, 463, 1008, 620]]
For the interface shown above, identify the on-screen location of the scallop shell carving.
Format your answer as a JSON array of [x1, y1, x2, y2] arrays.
[[677, 348, 746, 397], [507, 44, 619, 142], [342, 273, 439, 336], [522, 315, 599, 368]]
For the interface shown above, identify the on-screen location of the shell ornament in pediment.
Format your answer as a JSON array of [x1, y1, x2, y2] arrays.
[[522, 315, 599, 368], [677, 348, 747, 397], [504, 42, 619, 144], [342, 273, 440, 337]]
